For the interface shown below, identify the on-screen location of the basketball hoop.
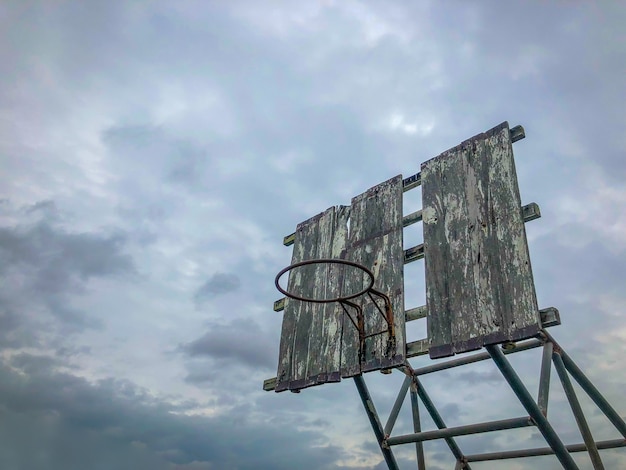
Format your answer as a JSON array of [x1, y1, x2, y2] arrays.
[[275, 258, 375, 303], [275, 258, 396, 364]]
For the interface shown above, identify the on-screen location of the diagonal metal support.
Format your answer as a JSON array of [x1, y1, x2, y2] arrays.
[[412, 376, 472, 469], [486, 344, 580, 469], [354, 375, 399, 470], [409, 379, 426, 470], [553, 351, 605, 469], [543, 330, 626, 438], [384, 375, 412, 436], [538, 339, 553, 416]]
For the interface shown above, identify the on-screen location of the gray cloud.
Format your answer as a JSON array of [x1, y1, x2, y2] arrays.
[[181, 317, 274, 371], [0, 212, 133, 292], [194, 273, 241, 305], [0, 202, 135, 337], [1, 1, 625, 469], [0, 355, 343, 470]]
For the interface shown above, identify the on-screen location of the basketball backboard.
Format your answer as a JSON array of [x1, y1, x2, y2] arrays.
[[275, 176, 406, 392], [270, 121, 541, 391]]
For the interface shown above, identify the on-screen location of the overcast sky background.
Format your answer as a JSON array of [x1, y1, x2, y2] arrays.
[[1, 1, 625, 469]]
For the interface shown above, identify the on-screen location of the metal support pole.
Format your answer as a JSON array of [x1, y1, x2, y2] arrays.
[[538, 340, 553, 416], [384, 375, 412, 436], [413, 376, 471, 469], [409, 379, 426, 470], [353, 375, 399, 470], [413, 339, 542, 376], [553, 352, 605, 469], [387, 416, 532, 445], [465, 438, 626, 462], [486, 344, 580, 470], [542, 331, 626, 438]]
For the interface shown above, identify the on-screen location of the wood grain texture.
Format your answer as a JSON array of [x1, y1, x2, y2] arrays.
[[341, 175, 405, 377], [275, 206, 349, 391], [422, 122, 540, 358]]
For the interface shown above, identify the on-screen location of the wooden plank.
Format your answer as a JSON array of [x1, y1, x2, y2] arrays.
[[275, 211, 319, 391], [461, 132, 501, 352], [443, 143, 482, 355], [421, 122, 540, 359], [342, 175, 405, 376], [312, 205, 350, 385], [421, 154, 454, 358], [485, 124, 540, 342], [275, 206, 348, 392]]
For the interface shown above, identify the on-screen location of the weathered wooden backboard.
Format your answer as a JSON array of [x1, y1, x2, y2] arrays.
[[275, 176, 406, 392], [421, 122, 540, 359], [275, 206, 349, 392], [342, 175, 405, 377]]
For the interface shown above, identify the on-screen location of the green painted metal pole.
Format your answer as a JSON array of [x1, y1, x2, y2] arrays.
[[409, 379, 426, 470], [486, 344, 580, 470], [542, 331, 626, 439], [537, 340, 553, 416], [354, 375, 399, 470], [553, 352, 604, 469], [413, 376, 471, 469], [384, 375, 411, 436]]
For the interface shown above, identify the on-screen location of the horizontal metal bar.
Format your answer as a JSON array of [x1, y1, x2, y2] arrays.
[[406, 338, 430, 358], [386, 416, 532, 446], [510, 124, 526, 143], [403, 210, 422, 227], [282, 210, 424, 247], [263, 376, 277, 391], [404, 244, 424, 264], [402, 172, 421, 191], [273, 298, 285, 312], [405, 305, 427, 322], [465, 438, 626, 462], [412, 339, 543, 376], [522, 202, 541, 222], [539, 307, 560, 328]]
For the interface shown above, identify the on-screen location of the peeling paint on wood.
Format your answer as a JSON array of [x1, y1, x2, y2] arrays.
[[275, 206, 349, 392], [421, 122, 540, 359], [341, 175, 406, 377]]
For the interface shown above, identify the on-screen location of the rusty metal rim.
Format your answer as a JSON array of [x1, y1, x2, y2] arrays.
[[275, 258, 375, 303]]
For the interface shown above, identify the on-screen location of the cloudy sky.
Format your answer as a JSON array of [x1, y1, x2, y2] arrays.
[[1, 1, 625, 469]]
